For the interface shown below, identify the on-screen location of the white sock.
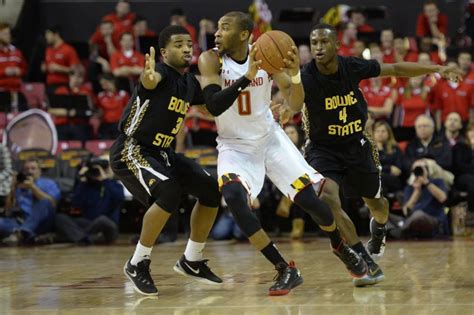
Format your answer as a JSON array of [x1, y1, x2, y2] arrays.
[[130, 242, 153, 266], [184, 239, 205, 261]]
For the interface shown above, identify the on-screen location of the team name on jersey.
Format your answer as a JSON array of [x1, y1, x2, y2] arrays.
[[328, 120, 363, 136], [223, 76, 268, 88], [168, 96, 189, 114], [325, 91, 358, 110]]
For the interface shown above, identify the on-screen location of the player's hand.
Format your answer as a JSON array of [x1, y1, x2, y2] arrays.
[[280, 45, 300, 76], [141, 46, 159, 89], [270, 101, 294, 125], [439, 64, 463, 83], [245, 44, 262, 81]]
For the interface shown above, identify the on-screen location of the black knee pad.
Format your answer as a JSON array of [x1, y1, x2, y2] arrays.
[[293, 185, 334, 226], [195, 174, 221, 208], [151, 179, 183, 213], [221, 182, 261, 237]]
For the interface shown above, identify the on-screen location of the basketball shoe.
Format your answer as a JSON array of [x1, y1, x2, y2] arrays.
[[367, 217, 387, 261], [123, 258, 158, 296], [333, 241, 368, 278], [269, 261, 303, 296], [352, 251, 385, 287], [173, 255, 223, 284]]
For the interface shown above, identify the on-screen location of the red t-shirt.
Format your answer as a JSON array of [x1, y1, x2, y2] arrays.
[[102, 12, 136, 35], [432, 79, 474, 122], [360, 81, 393, 109], [90, 29, 121, 59], [45, 43, 80, 85], [110, 50, 144, 73], [53, 85, 95, 125], [0, 44, 27, 92], [97, 90, 129, 123], [416, 13, 448, 37], [397, 89, 430, 127]]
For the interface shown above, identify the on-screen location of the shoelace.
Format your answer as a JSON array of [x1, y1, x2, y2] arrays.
[[341, 246, 360, 266], [273, 267, 291, 284], [136, 265, 155, 285]]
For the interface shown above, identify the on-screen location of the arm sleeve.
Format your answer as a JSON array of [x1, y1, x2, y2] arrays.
[[347, 57, 381, 82], [203, 76, 251, 116]]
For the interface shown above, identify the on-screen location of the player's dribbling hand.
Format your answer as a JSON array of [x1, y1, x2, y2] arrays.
[[142, 46, 158, 89], [280, 45, 300, 76], [439, 64, 463, 83], [245, 44, 262, 80]]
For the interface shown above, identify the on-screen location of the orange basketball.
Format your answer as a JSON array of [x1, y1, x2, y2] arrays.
[[254, 30, 296, 74]]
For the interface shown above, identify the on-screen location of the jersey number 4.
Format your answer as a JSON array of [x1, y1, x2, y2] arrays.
[[339, 107, 347, 123], [237, 91, 251, 115]]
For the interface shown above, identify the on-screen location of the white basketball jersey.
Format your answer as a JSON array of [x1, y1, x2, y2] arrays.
[[215, 51, 274, 141]]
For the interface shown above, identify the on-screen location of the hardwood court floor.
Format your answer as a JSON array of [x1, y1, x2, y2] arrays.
[[1, 238, 474, 315]]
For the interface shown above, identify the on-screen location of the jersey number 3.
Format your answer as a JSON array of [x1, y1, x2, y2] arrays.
[[237, 91, 251, 115]]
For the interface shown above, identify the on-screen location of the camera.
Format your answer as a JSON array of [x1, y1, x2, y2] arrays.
[[16, 171, 29, 183], [413, 166, 425, 177], [84, 157, 109, 181]]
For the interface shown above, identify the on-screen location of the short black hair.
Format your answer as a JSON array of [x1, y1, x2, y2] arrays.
[[171, 8, 184, 16], [99, 73, 116, 84], [119, 31, 133, 40], [45, 25, 62, 36], [158, 25, 190, 49], [310, 23, 337, 37], [134, 15, 147, 25], [224, 11, 253, 33]]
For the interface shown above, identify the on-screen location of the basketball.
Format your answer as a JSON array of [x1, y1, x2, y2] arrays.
[[254, 30, 296, 74]]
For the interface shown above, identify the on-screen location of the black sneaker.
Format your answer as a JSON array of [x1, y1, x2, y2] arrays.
[[333, 241, 368, 278], [367, 217, 386, 261], [269, 261, 303, 296], [353, 252, 385, 287], [173, 255, 223, 284], [123, 258, 158, 296]]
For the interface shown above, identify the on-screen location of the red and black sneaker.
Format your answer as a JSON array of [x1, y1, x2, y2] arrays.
[[268, 261, 303, 296], [332, 241, 368, 278]]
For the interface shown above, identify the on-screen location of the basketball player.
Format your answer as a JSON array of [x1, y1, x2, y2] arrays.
[[198, 11, 371, 296], [275, 23, 462, 286], [110, 26, 222, 296]]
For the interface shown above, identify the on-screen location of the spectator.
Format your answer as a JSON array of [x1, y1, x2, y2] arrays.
[[90, 19, 119, 61], [405, 115, 452, 172], [417, 52, 440, 89], [432, 59, 474, 128], [338, 22, 357, 57], [170, 8, 199, 64], [452, 123, 474, 213], [198, 18, 216, 53], [380, 29, 395, 63], [458, 50, 474, 87], [48, 70, 94, 141], [393, 36, 419, 63], [418, 36, 445, 65], [55, 156, 124, 244], [110, 32, 144, 91], [133, 15, 157, 53], [360, 76, 395, 121], [0, 22, 27, 110], [96, 74, 129, 139], [416, 0, 448, 39], [398, 159, 448, 238], [394, 76, 430, 141], [442, 112, 464, 147], [183, 106, 217, 147], [373, 121, 405, 194], [348, 8, 375, 33], [298, 44, 312, 66], [0, 159, 60, 245], [42, 26, 80, 94], [102, 0, 136, 36], [0, 144, 12, 216], [352, 40, 366, 58]]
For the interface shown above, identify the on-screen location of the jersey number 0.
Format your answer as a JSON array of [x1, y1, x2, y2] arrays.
[[237, 91, 251, 115]]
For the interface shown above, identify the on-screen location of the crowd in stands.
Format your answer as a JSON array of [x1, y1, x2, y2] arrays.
[[0, 0, 473, 246]]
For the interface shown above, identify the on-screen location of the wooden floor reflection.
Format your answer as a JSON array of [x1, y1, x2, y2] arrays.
[[1, 237, 474, 315]]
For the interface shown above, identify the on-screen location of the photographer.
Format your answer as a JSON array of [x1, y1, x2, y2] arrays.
[[55, 157, 124, 244], [0, 159, 60, 245], [391, 159, 448, 238]]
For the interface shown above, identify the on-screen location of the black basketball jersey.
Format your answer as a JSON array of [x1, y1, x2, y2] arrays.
[[301, 56, 380, 146], [118, 62, 203, 149]]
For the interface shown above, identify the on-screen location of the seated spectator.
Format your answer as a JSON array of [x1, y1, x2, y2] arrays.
[[394, 76, 430, 141], [405, 115, 452, 172], [348, 8, 375, 33], [338, 22, 357, 57], [380, 29, 395, 63], [42, 26, 81, 94], [418, 36, 445, 65], [392, 36, 419, 63], [110, 32, 144, 92], [360, 76, 395, 121], [397, 159, 448, 238], [352, 40, 366, 58], [96, 74, 129, 139], [432, 59, 473, 128], [417, 52, 441, 89], [416, 0, 448, 39], [55, 156, 124, 244], [0, 144, 12, 216], [373, 121, 405, 194], [452, 123, 474, 213], [457, 50, 474, 88], [90, 19, 119, 61], [442, 112, 464, 147], [102, 0, 136, 36], [133, 15, 157, 54], [48, 70, 94, 141], [0, 22, 27, 111], [298, 44, 312, 66], [0, 159, 60, 245], [198, 19, 216, 53]]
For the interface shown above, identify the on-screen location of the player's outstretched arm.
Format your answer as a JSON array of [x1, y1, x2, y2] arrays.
[[272, 45, 304, 112], [198, 46, 260, 117], [140, 47, 162, 90], [379, 62, 463, 82]]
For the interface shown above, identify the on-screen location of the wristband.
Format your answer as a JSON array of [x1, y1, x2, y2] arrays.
[[291, 71, 301, 84]]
